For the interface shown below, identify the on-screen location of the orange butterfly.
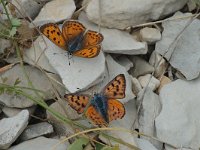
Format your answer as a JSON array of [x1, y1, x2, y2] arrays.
[[64, 74, 126, 126], [40, 20, 104, 58]]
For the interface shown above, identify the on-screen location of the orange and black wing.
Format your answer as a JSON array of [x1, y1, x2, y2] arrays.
[[103, 74, 126, 99], [40, 23, 66, 49], [64, 94, 89, 114], [107, 99, 125, 122]]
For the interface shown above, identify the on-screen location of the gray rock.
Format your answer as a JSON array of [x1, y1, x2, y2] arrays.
[[79, 12, 147, 55], [138, 88, 162, 149], [155, 77, 200, 149], [39, 34, 106, 93], [136, 138, 159, 150], [0, 110, 29, 149], [140, 27, 161, 44], [138, 74, 160, 91], [33, 0, 76, 26], [12, 0, 45, 19], [19, 122, 54, 141], [0, 64, 64, 108], [2, 106, 36, 117], [129, 56, 155, 77], [115, 55, 133, 71], [155, 12, 200, 80], [9, 136, 68, 150], [131, 77, 142, 96], [85, 0, 187, 29]]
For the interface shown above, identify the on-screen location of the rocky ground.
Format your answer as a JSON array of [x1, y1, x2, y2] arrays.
[[0, 0, 200, 150]]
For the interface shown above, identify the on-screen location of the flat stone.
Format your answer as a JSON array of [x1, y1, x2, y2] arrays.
[[0, 39, 11, 54], [138, 88, 162, 149], [39, 35, 106, 93], [2, 106, 36, 117], [155, 12, 200, 80], [129, 56, 155, 77], [9, 136, 68, 150], [136, 138, 159, 150], [79, 12, 147, 55], [0, 64, 64, 108], [0, 110, 29, 149], [11, 0, 45, 19], [115, 55, 133, 71], [84, 0, 187, 29], [19, 122, 54, 141], [149, 51, 168, 78], [155, 77, 200, 149], [33, 0, 76, 26], [138, 74, 160, 91], [140, 27, 161, 44], [24, 36, 57, 73]]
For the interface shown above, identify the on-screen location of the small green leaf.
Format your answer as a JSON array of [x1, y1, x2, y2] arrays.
[[95, 142, 104, 150], [101, 145, 120, 150], [68, 137, 89, 150], [11, 18, 21, 27], [9, 27, 17, 37]]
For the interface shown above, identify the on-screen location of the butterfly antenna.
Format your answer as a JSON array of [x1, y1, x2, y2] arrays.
[[67, 52, 71, 66]]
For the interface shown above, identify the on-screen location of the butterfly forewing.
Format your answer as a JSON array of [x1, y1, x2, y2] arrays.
[[103, 74, 126, 99], [64, 94, 89, 114], [73, 45, 101, 58], [82, 30, 104, 48], [40, 23, 66, 49], [107, 99, 125, 122], [85, 105, 108, 126], [62, 21, 86, 43]]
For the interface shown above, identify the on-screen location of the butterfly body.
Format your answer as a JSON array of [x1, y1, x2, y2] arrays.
[[91, 94, 109, 123], [64, 74, 126, 126], [40, 20, 104, 58]]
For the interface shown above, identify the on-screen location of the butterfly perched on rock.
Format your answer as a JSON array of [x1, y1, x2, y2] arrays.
[[40, 20, 103, 58], [64, 74, 126, 126]]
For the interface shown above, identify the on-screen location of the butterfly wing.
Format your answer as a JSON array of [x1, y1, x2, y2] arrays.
[[64, 94, 89, 114], [82, 30, 104, 48], [85, 105, 108, 126], [62, 20, 86, 42], [107, 99, 125, 122], [40, 23, 66, 49], [103, 74, 126, 99], [73, 45, 101, 58]]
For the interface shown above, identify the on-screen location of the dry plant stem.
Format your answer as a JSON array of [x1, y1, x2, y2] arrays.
[[1, 0, 12, 28], [132, 11, 200, 143], [0, 63, 15, 73]]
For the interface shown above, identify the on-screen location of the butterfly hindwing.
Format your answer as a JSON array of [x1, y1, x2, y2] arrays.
[[103, 74, 126, 99], [40, 23, 66, 49], [64, 94, 89, 114], [73, 45, 101, 58], [85, 105, 108, 126], [62, 20, 86, 43], [82, 30, 104, 48], [107, 99, 125, 122]]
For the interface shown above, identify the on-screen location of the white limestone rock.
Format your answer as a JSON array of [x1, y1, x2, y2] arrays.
[[39, 35, 106, 93], [140, 27, 161, 44], [129, 56, 155, 77], [33, 0, 76, 26], [155, 77, 200, 149], [155, 12, 200, 80], [85, 0, 188, 29], [19, 122, 54, 141], [9, 136, 68, 150], [115, 55, 133, 71], [2, 106, 36, 117], [138, 74, 160, 91], [0, 110, 29, 149], [0, 64, 64, 108], [79, 12, 147, 55], [131, 77, 142, 96], [136, 138, 159, 150]]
